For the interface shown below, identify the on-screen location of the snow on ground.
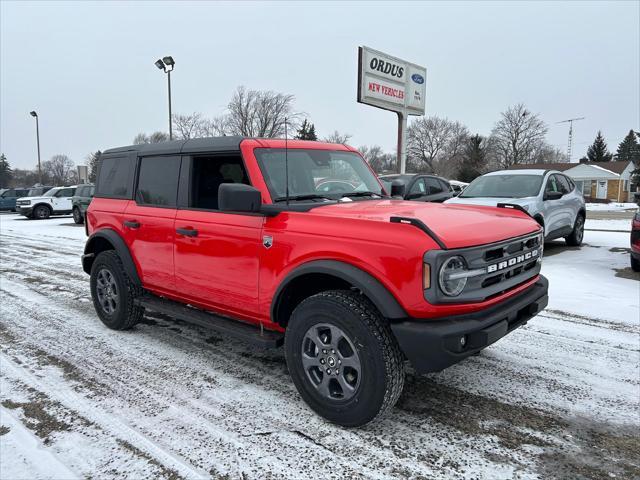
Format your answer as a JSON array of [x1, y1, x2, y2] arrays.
[[586, 202, 637, 212], [1, 213, 639, 479], [585, 218, 632, 232]]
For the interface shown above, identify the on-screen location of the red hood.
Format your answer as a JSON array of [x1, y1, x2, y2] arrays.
[[308, 200, 540, 249]]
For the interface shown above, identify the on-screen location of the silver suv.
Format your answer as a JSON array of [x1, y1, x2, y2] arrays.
[[446, 169, 586, 246]]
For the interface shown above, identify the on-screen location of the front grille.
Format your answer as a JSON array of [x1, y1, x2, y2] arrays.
[[424, 232, 543, 304]]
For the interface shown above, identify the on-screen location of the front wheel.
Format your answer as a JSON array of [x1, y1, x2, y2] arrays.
[[33, 205, 51, 220], [72, 207, 84, 224], [284, 290, 405, 427], [565, 214, 584, 246]]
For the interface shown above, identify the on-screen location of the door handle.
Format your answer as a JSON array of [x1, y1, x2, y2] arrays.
[[123, 220, 140, 229], [176, 227, 198, 237]]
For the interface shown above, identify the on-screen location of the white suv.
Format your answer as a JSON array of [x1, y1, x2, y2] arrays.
[[446, 170, 586, 246], [16, 186, 77, 220]]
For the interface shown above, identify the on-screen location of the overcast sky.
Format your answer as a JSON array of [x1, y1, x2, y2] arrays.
[[1, 0, 638, 170]]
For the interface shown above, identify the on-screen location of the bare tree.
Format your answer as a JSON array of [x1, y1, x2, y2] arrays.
[[531, 144, 569, 164], [200, 116, 229, 137], [43, 154, 75, 185], [132, 131, 169, 144], [323, 131, 352, 144], [172, 112, 206, 139], [359, 145, 395, 173], [225, 86, 299, 137], [488, 104, 548, 168], [407, 116, 466, 174]]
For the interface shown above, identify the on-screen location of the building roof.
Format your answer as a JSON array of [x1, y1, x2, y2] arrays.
[[507, 160, 631, 175]]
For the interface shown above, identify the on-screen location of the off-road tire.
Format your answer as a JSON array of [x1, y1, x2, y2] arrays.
[[285, 290, 405, 427], [90, 250, 144, 330], [33, 204, 51, 220], [565, 213, 585, 247], [72, 207, 84, 224], [631, 255, 640, 272]]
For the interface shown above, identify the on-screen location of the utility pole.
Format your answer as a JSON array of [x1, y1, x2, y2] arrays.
[[557, 117, 585, 162], [154, 56, 175, 140]]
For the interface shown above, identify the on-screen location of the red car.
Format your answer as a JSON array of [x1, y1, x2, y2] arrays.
[[631, 211, 640, 272], [82, 137, 547, 426]]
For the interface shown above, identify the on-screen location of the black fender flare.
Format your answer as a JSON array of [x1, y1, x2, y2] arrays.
[[82, 229, 141, 285], [271, 260, 408, 322], [32, 202, 53, 213]]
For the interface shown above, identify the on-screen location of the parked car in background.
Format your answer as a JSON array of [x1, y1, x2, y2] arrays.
[[631, 211, 640, 272], [72, 184, 95, 224], [25, 185, 54, 198], [448, 180, 469, 196], [16, 186, 77, 219], [379, 174, 453, 202], [0, 188, 30, 211], [446, 170, 586, 245]]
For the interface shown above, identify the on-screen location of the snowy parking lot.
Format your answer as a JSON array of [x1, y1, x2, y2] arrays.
[[1, 212, 638, 480]]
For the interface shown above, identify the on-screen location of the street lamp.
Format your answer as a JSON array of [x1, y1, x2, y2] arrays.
[[29, 111, 42, 184], [155, 56, 175, 140]]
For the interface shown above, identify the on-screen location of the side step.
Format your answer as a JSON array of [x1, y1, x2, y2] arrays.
[[135, 295, 284, 349]]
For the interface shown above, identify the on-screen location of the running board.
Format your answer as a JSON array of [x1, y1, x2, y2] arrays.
[[135, 295, 284, 349]]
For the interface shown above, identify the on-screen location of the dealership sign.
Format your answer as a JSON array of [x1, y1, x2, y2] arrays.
[[357, 46, 427, 173], [357, 46, 427, 116]]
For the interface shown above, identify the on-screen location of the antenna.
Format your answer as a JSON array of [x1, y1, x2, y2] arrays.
[[557, 117, 585, 162], [284, 118, 289, 207]]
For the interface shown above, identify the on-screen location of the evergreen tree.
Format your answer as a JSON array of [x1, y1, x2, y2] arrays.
[[457, 134, 486, 182], [586, 131, 613, 162], [0, 154, 13, 187], [87, 150, 102, 183], [615, 129, 640, 164], [295, 119, 317, 140]]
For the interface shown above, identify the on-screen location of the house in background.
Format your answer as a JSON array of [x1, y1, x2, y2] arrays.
[[508, 161, 636, 202]]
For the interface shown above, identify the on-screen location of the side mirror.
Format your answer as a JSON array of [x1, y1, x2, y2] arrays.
[[545, 191, 563, 201], [218, 183, 262, 213], [390, 180, 406, 198]]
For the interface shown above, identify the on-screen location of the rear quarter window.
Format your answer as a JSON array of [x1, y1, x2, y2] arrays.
[[96, 155, 135, 198]]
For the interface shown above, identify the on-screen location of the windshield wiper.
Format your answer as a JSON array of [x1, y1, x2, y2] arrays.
[[273, 194, 333, 203], [341, 191, 383, 199]]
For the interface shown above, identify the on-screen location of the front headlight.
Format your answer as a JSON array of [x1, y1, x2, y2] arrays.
[[439, 256, 468, 296]]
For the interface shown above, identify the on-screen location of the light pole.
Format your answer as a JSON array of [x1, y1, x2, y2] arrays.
[[29, 111, 42, 184], [155, 56, 175, 140]]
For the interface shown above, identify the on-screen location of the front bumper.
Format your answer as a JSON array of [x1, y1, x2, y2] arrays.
[[16, 206, 33, 216], [390, 275, 549, 373]]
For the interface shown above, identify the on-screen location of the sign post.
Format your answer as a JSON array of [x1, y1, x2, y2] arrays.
[[357, 46, 426, 173]]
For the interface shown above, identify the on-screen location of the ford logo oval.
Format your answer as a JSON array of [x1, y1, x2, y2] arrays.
[[411, 73, 424, 84]]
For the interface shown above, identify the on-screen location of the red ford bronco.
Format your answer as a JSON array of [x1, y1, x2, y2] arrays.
[[82, 137, 548, 426]]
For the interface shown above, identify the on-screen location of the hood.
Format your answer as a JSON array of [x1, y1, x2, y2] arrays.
[[308, 199, 540, 249]]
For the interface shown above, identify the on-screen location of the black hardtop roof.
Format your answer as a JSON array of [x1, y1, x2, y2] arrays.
[[102, 136, 245, 156]]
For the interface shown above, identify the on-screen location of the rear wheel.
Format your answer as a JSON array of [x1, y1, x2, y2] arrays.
[[90, 250, 144, 330], [72, 207, 84, 224], [33, 205, 51, 220], [284, 290, 405, 427], [631, 255, 640, 272], [565, 214, 585, 246]]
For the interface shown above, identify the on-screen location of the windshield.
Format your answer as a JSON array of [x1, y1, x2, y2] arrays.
[[460, 174, 543, 198], [0, 189, 8, 197], [255, 149, 384, 201]]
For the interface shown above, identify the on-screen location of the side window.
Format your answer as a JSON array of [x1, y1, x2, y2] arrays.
[[190, 155, 250, 210], [89, 186, 95, 197], [56, 188, 75, 197], [438, 179, 451, 192], [556, 175, 571, 194], [96, 156, 135, 198], [76, 187, 85, 197], [136, 156, 181, 207], [545, 175, 560, 193], [409, 179, 426, 195], [424, 177, 444, 195]]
